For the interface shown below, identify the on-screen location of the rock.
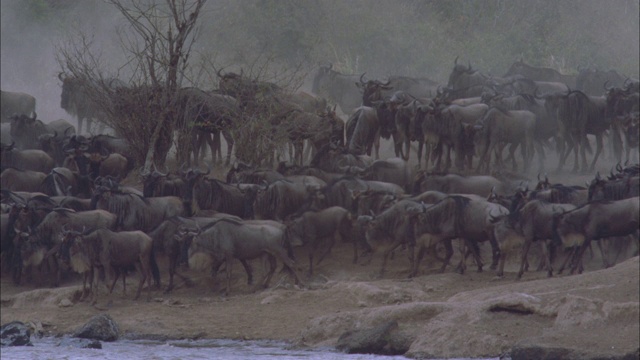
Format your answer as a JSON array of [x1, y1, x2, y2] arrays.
[[59, 299, 73, 308], [335, 320, 412, 355], [58, 337, 102, 349], [73, 314, 120, 342], [0, 321, 33, 347]]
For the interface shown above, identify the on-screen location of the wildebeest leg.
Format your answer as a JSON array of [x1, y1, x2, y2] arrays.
[[488, 232, 500, 271], [373, 129, 381, 160], [439, 239, 454, 273], [224, 256, 233, 296], [108, 268, 120, 295], [463, 239, 484, 273], [557, 133, 574, 172], [239, 259, 253, 285], [557, 246, 577, 274], [410, 244, 427, 278], [596, 238, 611, 269], [378, 240, 405, 278], [316, 235, 337, 266], [496, 247, 508, 277], [416, 139, 424, 169], [261, 254, 277, 289], [570, 239, 591, 275], [270, 247, 305, 286], [222, 129, 234, 166], [540, 240, 554, 277], [516, 238, 533, 280], [535, 140, 546, 173], [588, 133, 604, 172], [579, 135, 590, 173]]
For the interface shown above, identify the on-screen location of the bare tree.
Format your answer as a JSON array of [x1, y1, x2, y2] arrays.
[[57, 0, 206, 171]]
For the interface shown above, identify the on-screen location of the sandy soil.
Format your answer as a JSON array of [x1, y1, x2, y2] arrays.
[[1, 146, 639, 359]]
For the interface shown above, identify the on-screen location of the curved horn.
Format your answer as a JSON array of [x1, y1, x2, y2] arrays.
[[58, 72, 65, 81], [156, 167, 168, 177], [604, 80, 613, 91], [616, 162, 623, 172], [216, 67, 226, 78], [359, 73, 367, 84], [537, 173, 541, 181], [454, 56, 459, 65]]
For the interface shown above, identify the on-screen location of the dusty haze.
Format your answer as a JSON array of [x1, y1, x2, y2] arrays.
[[1, 0, 639, 125]]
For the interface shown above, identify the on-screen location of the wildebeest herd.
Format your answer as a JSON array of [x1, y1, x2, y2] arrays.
[[1, 58, 639, 303]]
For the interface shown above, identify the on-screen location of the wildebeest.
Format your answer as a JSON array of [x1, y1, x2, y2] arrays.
[[587, 172, 640, 201], [355, 157, 412, 192], [90, 185, 185, 232], [503, 59, 576, 87], [253, 179, 316, 221], [147, 215, 237, 292], [1, 142, 55, 173], [576, 67, 625, 96], [178, 87, 240, 166], [0, 168, 48, 193], [9, 114, 75, 151], [86, 152, 132, 181], [59, 74, 124, 134], [285, 206, 353, 274], [446, 57, 496, 100], [61, 228, 156, 300], [141, 167, 185, 198], [20, 208, 117, 286], [180, 167, 247, 217], [492, 199, 576, 279], [345, 106, 380, 158], [554, 90, 608, 172], [38, 127, 76, 166], [316, 176, 404, 212], [312, 63, 364, 114], [554, 197, 640, 274], [225, 162, 286, 185], [473, 107, 536, 173], [183, 217, 304, 295], [1, 90, 36, 123], [310, 144, 373, 174], [358, 199, 426, 277], [411, 172, 514, 197], [413, 196, 508, 275], [482, 93, 557, 172], [417, 102, 488, 171]]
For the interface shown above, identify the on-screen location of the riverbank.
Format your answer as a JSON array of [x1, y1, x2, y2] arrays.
[[1, 240, 638, 359]]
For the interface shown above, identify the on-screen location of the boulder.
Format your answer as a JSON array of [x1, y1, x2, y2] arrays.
[[73, 314, 120, 342], [335, 320, 412, 355], [58, 337, 102, 349], [0, 321, 33, 347]]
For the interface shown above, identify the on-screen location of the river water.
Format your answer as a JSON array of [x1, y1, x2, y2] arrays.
[[0, 337, 411, 360], [0, 337, 501, 359]]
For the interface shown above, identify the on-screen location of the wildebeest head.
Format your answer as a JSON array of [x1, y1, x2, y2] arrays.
[[447, 56, 475, 88], [356, 73, 393, 107], [141, 166, 169, 197]]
